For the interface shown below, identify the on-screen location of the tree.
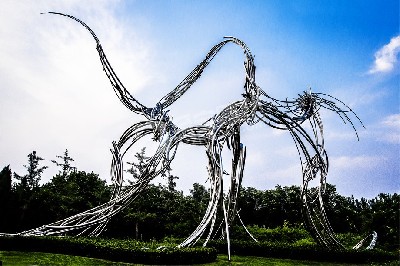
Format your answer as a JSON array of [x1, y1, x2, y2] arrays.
[[0, 165, 12, 197], [0, 165, 14, 232], [369, 193, 399, 249], [126, 147, 148, 182], [167, 174, 179, 192], [237, 187, 264, 226], [30, 170, 111, 227], [51, 149, 76, 176], [190, 183, 209, 204], [188, 183, 210, 227], [114, 147, 154, 239], [12, 151, 48, 230], [14, 151, 48, 191]]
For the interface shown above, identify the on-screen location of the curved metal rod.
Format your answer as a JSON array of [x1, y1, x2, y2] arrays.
[[1, 13, 368, 259]]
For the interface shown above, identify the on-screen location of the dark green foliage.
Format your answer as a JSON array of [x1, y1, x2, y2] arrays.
[[208, 239, 397, 264], [334, 232, 364, 249], [105, 183, 204, 240], [51, 149, 76, 176], [14, 151, 48, 190], [0, 236, 217, 265], [0, 166, 15, 232], [44, 171, 111, 214], [237, 185, 303, 228], [125, 147, 148, 180], [0, 165, 12, 194], [231, 224, 311, 243], [27, 171, 111, 229], [0, 165, 111, 232], [0, 148, 399, 253], [316, 187, 399, 250], [9, 151, 48, 232], [368, 193, 399, 250], [167, 174, 179, 192], [235, 184, 399, 251]]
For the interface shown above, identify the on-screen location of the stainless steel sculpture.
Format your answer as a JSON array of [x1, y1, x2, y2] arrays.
[[2, 12, 370, 258]]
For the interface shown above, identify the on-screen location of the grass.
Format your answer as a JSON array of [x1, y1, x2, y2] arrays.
[[206, 255, 391, 265], [0, 251, 131, 266], [2, 251, 397, 266]]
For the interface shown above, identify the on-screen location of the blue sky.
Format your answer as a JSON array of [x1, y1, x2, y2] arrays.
[[0, 0, 398, 199]]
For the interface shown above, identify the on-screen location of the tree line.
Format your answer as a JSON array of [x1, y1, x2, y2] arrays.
[[0, 149, 398, 250]]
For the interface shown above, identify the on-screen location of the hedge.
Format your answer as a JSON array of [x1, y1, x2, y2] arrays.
[[209, 240, 398, 264], [0, 236, 217, 265], [230, 224, 311, 243], [1, 236, 397, 264]]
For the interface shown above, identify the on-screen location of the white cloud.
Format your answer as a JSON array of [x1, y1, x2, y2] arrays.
[[382, 114, 400, 128], [358, 113, 400, 144], [368, 35, 400, 74], [0, 1, 154, 183], [331, 155, 385, 170], [379, 114, 400, 144]]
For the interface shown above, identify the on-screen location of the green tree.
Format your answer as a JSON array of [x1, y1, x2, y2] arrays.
[[115, 147, 156, 239], [29, 171, 111, 227], [13, 151, 48, 230], [353, 197, 372, 233], [0, 165, 15, 232], [126, 147, 148, 181], [190, 183, 209, 206], [369, 193, 399, 250], [0, 165, 12, 199], [51, 149, 76, 176], [14, 151, 48, 191], [167, 174, 179, 192]]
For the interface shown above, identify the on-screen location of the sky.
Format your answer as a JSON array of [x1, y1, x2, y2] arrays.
[[0, 0, 399, 199]]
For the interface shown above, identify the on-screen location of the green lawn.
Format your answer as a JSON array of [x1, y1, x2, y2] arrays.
[[0, 250, 132, 265], [207, 255, 395, 266], [3, 250, 396, 266]]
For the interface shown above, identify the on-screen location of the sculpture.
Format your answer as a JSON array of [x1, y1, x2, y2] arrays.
[[2, 12, 369, 258]]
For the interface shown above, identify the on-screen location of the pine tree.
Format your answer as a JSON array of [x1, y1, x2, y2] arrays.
[[13, 151, 48, 230], [14, 151, 48, 190], [126, 147, 148, 182], [0, 165, 13, 231], [51, 149, 76, 176]]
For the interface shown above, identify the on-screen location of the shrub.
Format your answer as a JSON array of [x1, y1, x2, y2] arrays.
[[292, 238, 317, 248], [335, 232, 364, 249], [208, 239, 397, 264], [231, 224, 311, 243], [0, 236, 217, 265]]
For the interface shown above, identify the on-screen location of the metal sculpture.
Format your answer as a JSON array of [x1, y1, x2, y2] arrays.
[[2, 12, 369, 258], [353, 231, 378, 250]]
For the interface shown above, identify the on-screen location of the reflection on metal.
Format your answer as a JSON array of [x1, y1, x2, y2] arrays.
[[2, 12, 368, 258], [353, 231, 378, 250]]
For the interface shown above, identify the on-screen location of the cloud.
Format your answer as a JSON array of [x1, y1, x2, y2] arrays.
[[0, 1, 154, 183], [368, 35, 400, 74], [359, 113, 400, 144], [331, 155, 385, 170], [382, 113, 400, 128], [379, 114, 400, 144]]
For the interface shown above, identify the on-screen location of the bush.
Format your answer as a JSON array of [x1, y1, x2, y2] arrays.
[[335, 232, 364, 248], [292, 238, 317, 248], [0, 236, 217, 265], [208, 239, 397, 264], [231, 224, 311, 243]]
